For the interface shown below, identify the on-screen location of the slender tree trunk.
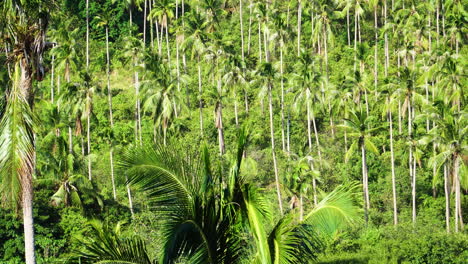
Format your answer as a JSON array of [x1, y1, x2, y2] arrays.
[[347, 9, 351, 46], [258, 18, 262, 64], [155, 17, 162, 55], [86, 0, 89, 69], [361, 142, 369, 225], [444, 164, 450, 233], [240, 0, 245, 60], [384, 0, 389, 77], [198, 56, 204, 136], [287, 109, 291, 153], [280, 42, 286, 152], [23, 181, 35, 264], [299, 194, 304, 221], [125, 173, 135, 219], [143, 0, 147, 45], [87, 97, 92, 181], [247, 0, 252, 54], [216, 77, 225, 155], [165, 21, 171, 64], [389, 109, 398, 225], [106, 27, 117, 201], [311, 109, 322, 160], [234, 89, 239, 126], [68, 126, 73, 154], [297, 0, 302, 56], [134, 68, 142, 143], [50, 55, 54, 103], [374, 5, 378, 90], [269, 82, 283, 215], [412, 150, 416, 225], [454, 155, 461, 232]]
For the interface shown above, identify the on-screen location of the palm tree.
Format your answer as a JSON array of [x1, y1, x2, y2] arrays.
[[96, 12, 118, 201], [124, 35, 145, 143], [340, 108, 380, 224], [182, 11, 210, 136], [142, 51, 181, 145], [293, 52, 324, 162], [0, 66, 37, 264], [222, 53, 246, 127], [257, 62, 284, 215], [149, 0, 175, 62], [428, 106, 467, 232], [0, 1, 55, 262]]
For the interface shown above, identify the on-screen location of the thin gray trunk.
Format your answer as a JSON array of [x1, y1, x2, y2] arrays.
[[280, 43, 286, 151], [444, 164, 450, 232], [347, 9, 351, 46], [87, 99, 92, 181], [143, 0, 147, 45], [269, 83, 283, 215], [389, 109, 398, 225], [240, 0, 245, 60], [412, 150, 416, 225], [454, 155, 461, 232], [68, 126, 73, 154], [311, 109, 322, 161], [361, 142, 369, 225], [299, 194, 304, 221], [165, 22, 171, 64], [125, 173, 135, 219], [106, 27, 117, 201], [23, 180, 36, 264], [384, 0, 389, 77], [247, 0, 252, 54], [198, 56, 204, 136], [374, 5, 378, 90], [86, 0, 89, 69], [50, 55, 54, 103], [297, 0, 302, 56]]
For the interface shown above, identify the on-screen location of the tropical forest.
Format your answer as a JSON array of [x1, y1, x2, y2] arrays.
[[0, 0, 467, 263]]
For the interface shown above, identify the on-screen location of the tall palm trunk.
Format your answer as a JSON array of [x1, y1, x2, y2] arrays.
[[19, 60, 36, 264], [198, 55, 204, 136], [86, 0, 89, 69], [125, 173, 135, 219], [143, 0, 147, 45], [50, 55, 54, 103], [297, 0, 302, 56], [23, 180, 35, 264], [361, 142, 369, 225], [247, 0, 252, 54], [240, 0, 245, 60], [280, 42, 286, 152], [216, 79, 225, 155], [347, 9, 351, 46], [412, 149, 416, 225], [269, 82, 283, 215], [443, 164, 450, 232], [87, 94, 92, 181], [454, 155, 461, 232], [384, 0, 389, 77], [373, 4, 378, 90], [389, 108, 398, 225], [106, 27, 117, 201]]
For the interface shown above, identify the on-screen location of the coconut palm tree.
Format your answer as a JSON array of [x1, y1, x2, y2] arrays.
[[96, 11, 118, 201], [292, 52, 324, 162], [428, 105, 467, 232], [142, 51, 181, 145], [257, 62, 284, 215], [182, 10, 210, 136], [340, 108, 380, 225], [0, 1, 55, 262]]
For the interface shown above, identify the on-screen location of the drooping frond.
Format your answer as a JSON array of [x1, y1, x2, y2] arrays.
[[74, 220, 153, 264], [0, 63, 35, 209], [304, 184, 361, 237]]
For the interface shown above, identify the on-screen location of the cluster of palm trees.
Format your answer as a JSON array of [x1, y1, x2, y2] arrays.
[[0, 0, 466, 263]]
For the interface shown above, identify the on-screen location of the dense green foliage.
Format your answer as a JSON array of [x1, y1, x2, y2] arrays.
[[0, 0, 467, 263]]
